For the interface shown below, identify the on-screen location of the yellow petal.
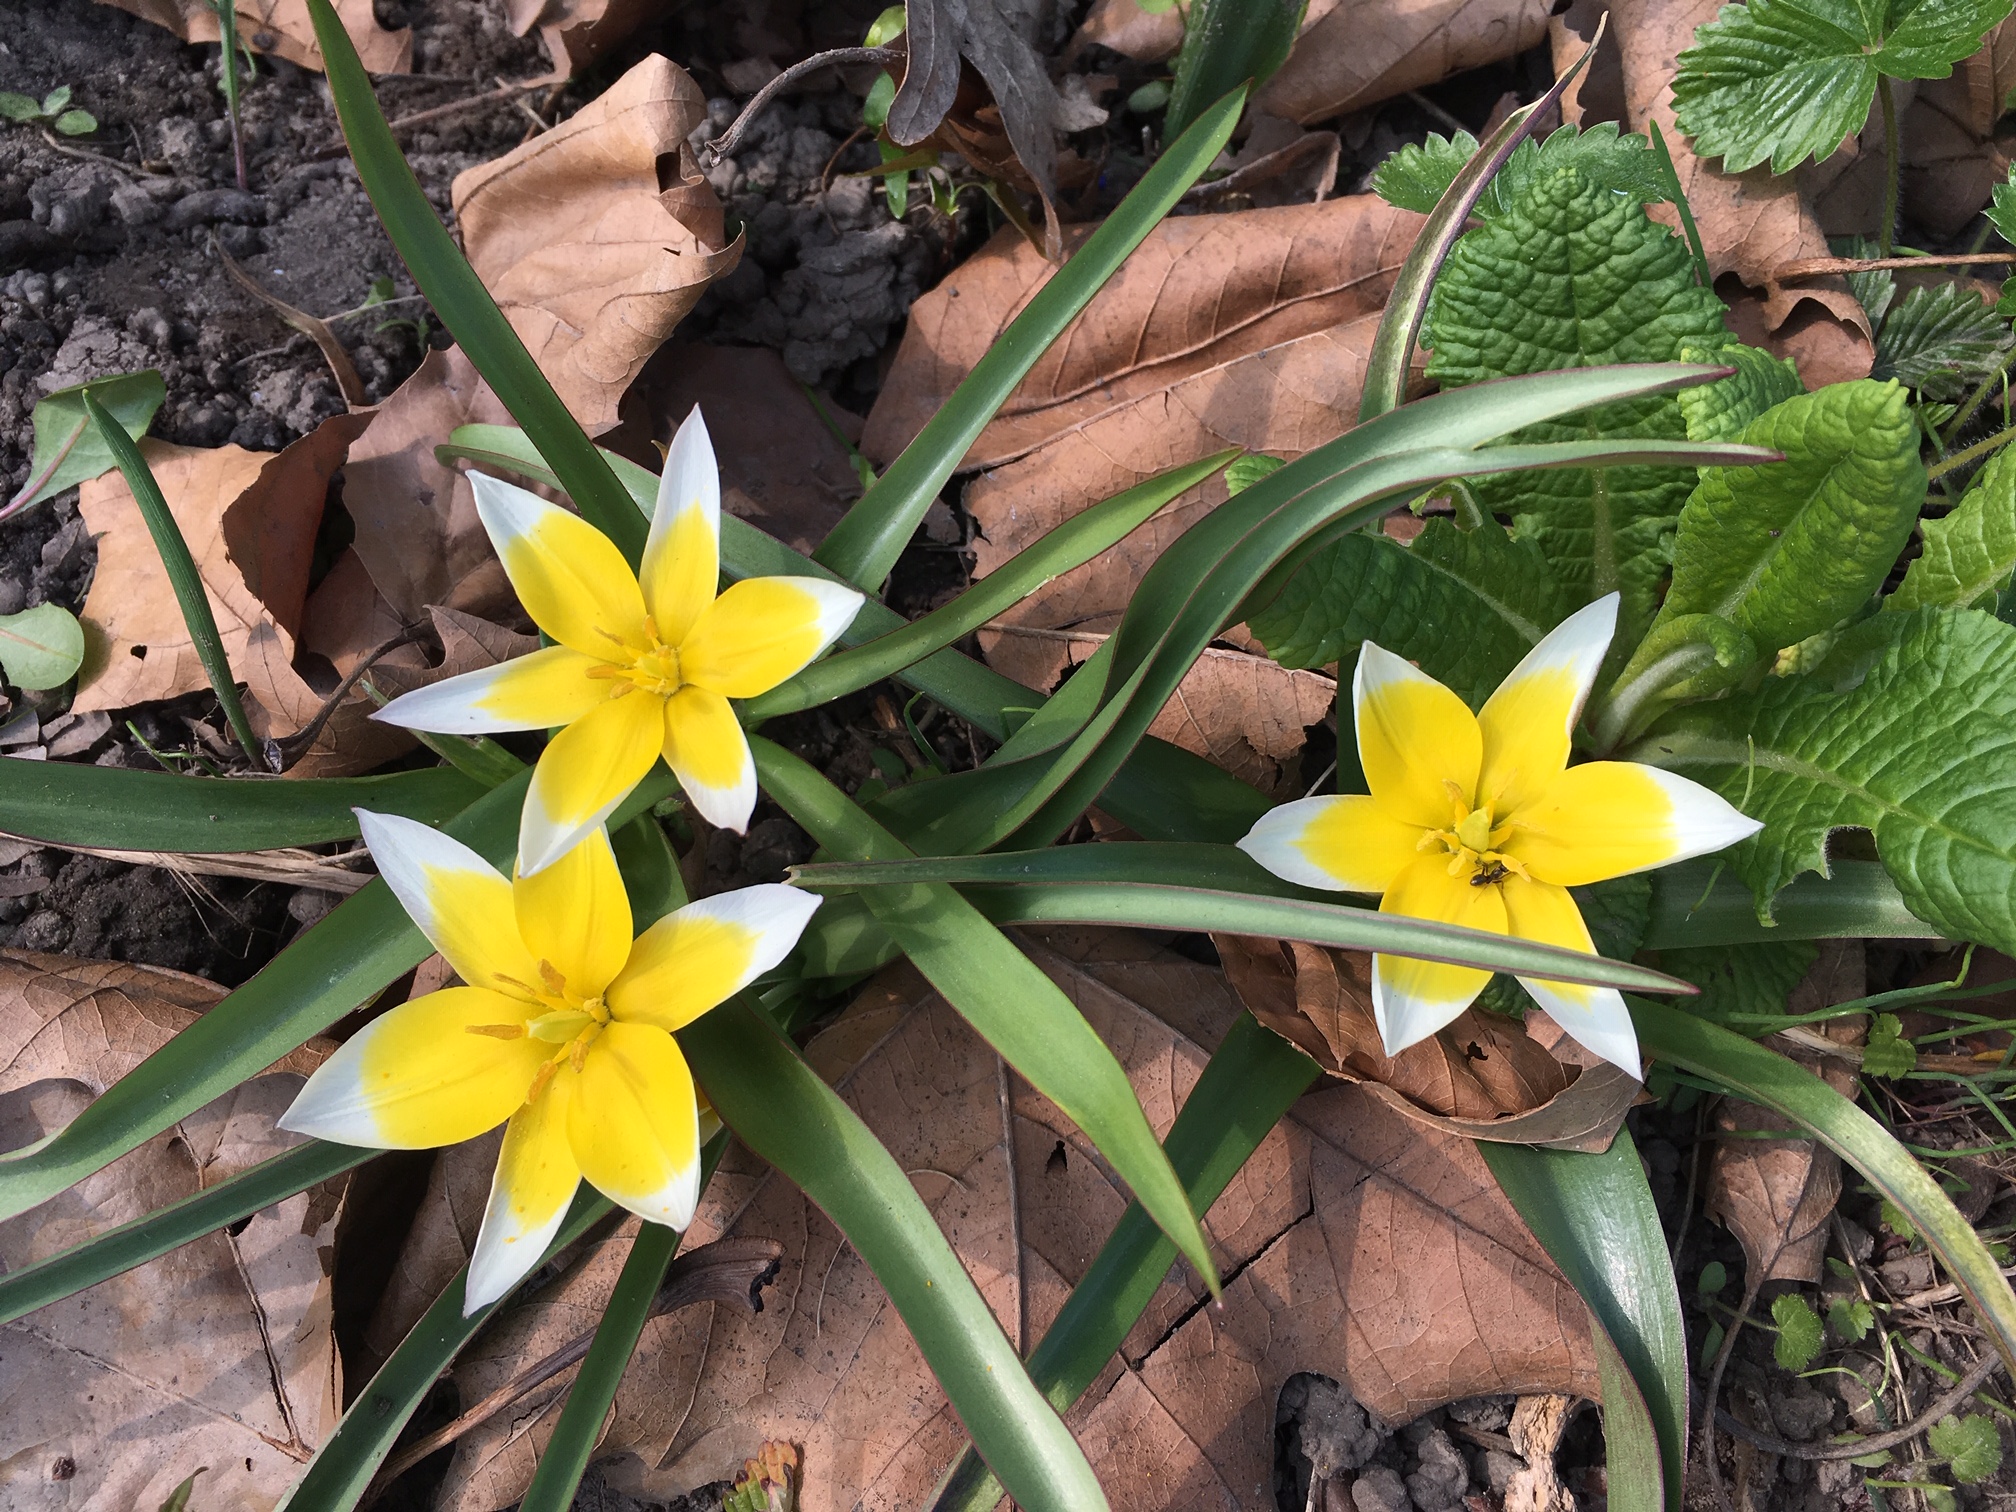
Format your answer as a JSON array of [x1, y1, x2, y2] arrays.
[[1499, 876, 1641, 1077], [1371, 854, 1506, 1054], [662, 685, 756, 833], [1477, 594, 1617, 816], [375, 646, 613, 735], [641, 407, 720, 646], [513, 826, 633, 999], [465, 1072, 582, 1313], [278, 986, 544, 1149], [471, 472, 648, 657], [1237, 794, 1421, 894], [677, 576, 864, 699], [607, 884, 820, 1031], [570, 1022, 702, 1228], [354, 810, 543, 997], [1505, 760, 1763, 887], [1354, 641, 1482, 829], [519, 690, 666, 875]]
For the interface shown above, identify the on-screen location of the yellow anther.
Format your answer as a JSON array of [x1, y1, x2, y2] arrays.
[[465, 1023, 527, 1040], [537, 958, 567, 996]]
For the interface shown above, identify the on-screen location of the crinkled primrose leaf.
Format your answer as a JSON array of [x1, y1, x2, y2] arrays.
[[1372, 122, 1667, 220], [1677, 342, 1803, 443], [1891, 446, 2016, 613]]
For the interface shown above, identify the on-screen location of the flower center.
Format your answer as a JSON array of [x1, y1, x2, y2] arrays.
[[1422, 792, 1529, 888], [586, 614, 685, 698], [467, 957, 615, 1102]]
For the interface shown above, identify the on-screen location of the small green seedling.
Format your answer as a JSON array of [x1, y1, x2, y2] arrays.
[[1928, 1412, 2003, 1484], [4, 369, 166, 521], [0, 85, 97, 136], [1772, 1292, 1825, 1370], [0, 604, 86, 691]]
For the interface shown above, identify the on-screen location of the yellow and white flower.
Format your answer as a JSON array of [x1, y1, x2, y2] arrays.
[[375, 410, 863, 873], [279, 809, 818, 1311], [1237, 594, 1759, 1077]]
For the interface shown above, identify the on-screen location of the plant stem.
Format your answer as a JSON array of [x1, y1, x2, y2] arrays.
[[1942, 348, 2016, 446], [1878, 74, 1899, 260], [1930, 420, 2016, 481]]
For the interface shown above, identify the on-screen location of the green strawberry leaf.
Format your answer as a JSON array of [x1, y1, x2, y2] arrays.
[[1655, 940, 1817, 1024], [1423, 166, 1729, 638], [1248, 515, 1573, 707], [1873, 283, 2013, 401], [1891, 447, 2016, 612], [1656, 380, 1925, 658], [1828, 1297, 1875, 1342], [12, 369, 166, 516], [1672, 0, 2014, 175], [1678, 342, 1804, 443], [1772, 1292, 1824, 1371], [1861, 1012, 1919, 1076], [1989, 165, 2016, 246], [1930, 1413, 2003, 1483], [0, 604, 85, 690], [1372, 123, 1667, 220], [1640, 606, 2016, 951]]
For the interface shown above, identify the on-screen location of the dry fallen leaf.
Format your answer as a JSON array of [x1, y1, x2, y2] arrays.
[[452, 55, 741, 436], [1255, 0, 1552, 125], [501, 0, 656, 81], [93, 0, 409, 74], [0, 952, 338, 1512], [1902, 22, 2016, 237], [432, 928, 1599, 1512], [1070, 0, 1183, 63]]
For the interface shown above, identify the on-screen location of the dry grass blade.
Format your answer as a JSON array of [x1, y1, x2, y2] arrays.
[[214, 237, 368, 409], [0, 831, 374, 893]]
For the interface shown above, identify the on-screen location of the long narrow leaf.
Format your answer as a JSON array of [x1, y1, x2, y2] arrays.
[[1631, 998, 2016, 1374], [812, 88, 1248, 589], [1481, 1132, 1687, 1512], [681, 999, 1111, 1512], [753, 736, 1219, 1291], [932, 1012, 1321, 1512], [276, 1190, 614, 1512], [1643, 859, 1944, 947], [0, 763, 483, 852], [302, 0, 642, 559], [0, 1140, 370, 1324]]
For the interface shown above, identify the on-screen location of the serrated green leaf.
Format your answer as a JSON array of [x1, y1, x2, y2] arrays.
[[1248, 516, 1573, 706], [1672, 0, 2014, 175], [1424, 167, 1729, 634], [1641, 607, 2016, 949], [9, 370, 166, 516], [52, 109, 96, 137], [1989, 167, 2016, 245], [1656, 380, 1925, 657], [1895, 448, 2016, 612], [1373, 123, 1668, 220], [1874, 283, 2013, 400], [1861, 1012, 1918, 1076], [1678, 342, 1803, 442], [1828, 1296, 1875, 1341], [1657, 940, 1817, 1023], [0, 603, 84, 689], [1839, 234, 1898, 330], [1772, 1291, 1825, 1370], [1931, 1413, 2004, 1482], [0, 92, 39, 122]]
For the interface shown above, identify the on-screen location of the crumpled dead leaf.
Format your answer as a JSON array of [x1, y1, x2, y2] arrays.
[[431, 928, 1599, 1512], [1255, 0, 1553, 125], [501, 0, 656, 82], [452, 56, 741, 437], [0, 952, 338, 1512], [1216, 935, 1640, 1151], [1902, 20, 2016, 238], [93, 0, 409, 74], [1071, 0, 1183, 64], [1706, 941, 1867, 1285]]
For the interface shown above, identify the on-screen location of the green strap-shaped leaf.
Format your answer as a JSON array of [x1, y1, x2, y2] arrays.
[[1644, 858, 1944, 947], [1671, 0, 2013, 175], [1423, 167, 1731, 635], [0, 762, 484, 852], [1891, 446, 2016, 612], [1872, 283, 2014, 400], [302, 0, 642, 559], [1677, 342, 1802, 443], [752, 737, 1216, 1290], [1631, 995, 2016, 1376], [1247, 515, 1573, 707], [682, 999, 1112, 1512], [930, 1012, 1321, 1512], [0, 1140, 370, 1324], [1655, 379, 1924, 658], [1163, 0, 1297, 140], [812, 88, 1246, 590], [1638, 606, 2016, 950]]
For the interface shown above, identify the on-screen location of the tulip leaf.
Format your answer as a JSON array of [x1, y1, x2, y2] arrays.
[[1638, 606, 2016, 952], [1872, 283, 2013, 400], [1423, 167, 1731, 636], [1657, 380, 1924, 659], [1645, 858, 1944, 946], [1890, 446, 2016, 612], [1248, 515, 1573, 708], [1670, 0, 2013, 175], [1372, 122, 1667, 220], [1677, 342, 1802, 443], [0, 603, 84, 689], [8, 369, 165, 517]]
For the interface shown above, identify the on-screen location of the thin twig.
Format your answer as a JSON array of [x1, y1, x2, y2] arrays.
[[1699, 1270, 1761, 1511], [36, 128, 170, 179], [1773, 252, 2016, 280], [704, 47, 903, 163], [1878, 75, 1900, 259], [1717, 1350, 2001, 1461], [307, 77, 551, 159], [265, 623, 430, 771], [1181, 131, 1340, 205]]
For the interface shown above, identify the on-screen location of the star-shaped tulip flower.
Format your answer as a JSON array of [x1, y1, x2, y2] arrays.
[[375, 410, 864, 874], [279, 809, 819, 1311], [1237, 595, 1760, 1077]]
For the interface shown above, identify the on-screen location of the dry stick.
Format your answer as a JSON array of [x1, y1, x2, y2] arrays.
[[704, 46, 904, 163], [36, 128, 171, 180], [264, 622, 430, 771], [1773, 252, 2016, 279], [306, 77, 551, 159], [1699, 1269, 1761, 1512], [1717, 1349, 2002, 1461], [370, 1238, 783, 1491]]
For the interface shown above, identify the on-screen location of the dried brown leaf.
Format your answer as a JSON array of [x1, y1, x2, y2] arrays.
[[451, 56, 741, 436], [1254, 0, 1553, 125], [0, 952, 338, 1512], [91, 0, 409, 73], [431, 929, 1598, 1512], [501, 0, 658, 82], [1901, 22, 2016, 238], [1070, 0, 1183, 63]]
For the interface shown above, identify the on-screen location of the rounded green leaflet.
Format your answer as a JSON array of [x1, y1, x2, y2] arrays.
[[0, 603, 85, 689]]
